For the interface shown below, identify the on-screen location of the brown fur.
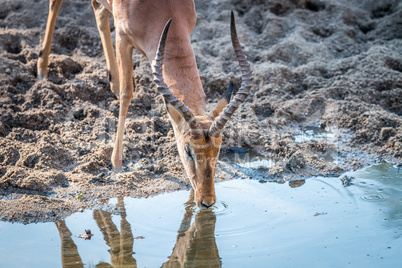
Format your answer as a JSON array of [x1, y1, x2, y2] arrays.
[[37, 0, 241, 208]]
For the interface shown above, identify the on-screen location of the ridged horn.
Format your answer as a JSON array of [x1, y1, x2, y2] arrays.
[[209, 11, 253, 137], [151, 19, 202, 132]]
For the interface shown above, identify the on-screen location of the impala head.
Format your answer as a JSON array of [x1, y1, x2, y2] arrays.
[[165, 93, 232, 209], [152, 12, 253, 209]]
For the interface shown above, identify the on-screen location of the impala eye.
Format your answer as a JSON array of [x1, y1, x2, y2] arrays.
[[185, 143, 193, 160]]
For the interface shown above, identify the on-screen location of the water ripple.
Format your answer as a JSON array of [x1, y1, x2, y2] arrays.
[[213, 201, 234, 216], [360, 193, 390, 201]]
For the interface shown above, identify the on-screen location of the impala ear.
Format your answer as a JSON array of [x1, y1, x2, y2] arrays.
[[210, 82, 234, 118], [164, 99, 185, 127]]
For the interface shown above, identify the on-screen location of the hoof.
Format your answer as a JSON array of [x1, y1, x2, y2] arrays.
[[111, 159, 122, 173]]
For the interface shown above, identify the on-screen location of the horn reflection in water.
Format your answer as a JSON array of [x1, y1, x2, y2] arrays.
[[162, 191, 221, 268]]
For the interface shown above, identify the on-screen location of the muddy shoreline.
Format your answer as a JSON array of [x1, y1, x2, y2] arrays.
[[0, 0, 401, 223]]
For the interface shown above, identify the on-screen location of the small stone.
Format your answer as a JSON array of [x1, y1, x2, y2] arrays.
[[380, 127, 396, 141], [341, 175, 352, 187]]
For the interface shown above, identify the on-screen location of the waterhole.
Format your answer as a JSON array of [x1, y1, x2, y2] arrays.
[[294, 125, 336, 143], [0, 163, 401, 267], [219, 150, 276, 169]]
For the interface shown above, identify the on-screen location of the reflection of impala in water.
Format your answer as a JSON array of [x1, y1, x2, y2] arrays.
[[93, 198, 137, 267], [56, 197, 136, 267], [162, 191, 221, 268], [56, 194, 220, 267], [56, 220, 84, 268]]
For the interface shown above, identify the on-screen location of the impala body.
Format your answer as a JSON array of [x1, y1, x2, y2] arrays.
[[37, 0, 253, 209]]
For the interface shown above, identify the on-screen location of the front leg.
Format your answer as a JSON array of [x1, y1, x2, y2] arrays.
[[55, 220, 83, 267], [111, 32, 134, 171], [37, 0, 64, 79], [91, 0, 120, 99]]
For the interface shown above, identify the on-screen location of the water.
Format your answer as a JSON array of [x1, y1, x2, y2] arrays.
[[219, 126, 340, 170], [219, 150, 276, 169], [294, 125, 336, 143], [0, 163, 401, 267]]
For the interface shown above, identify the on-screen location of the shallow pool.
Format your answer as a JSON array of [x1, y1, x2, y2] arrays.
[[0, 163, 401, 267], [294, 125, 336, 143]]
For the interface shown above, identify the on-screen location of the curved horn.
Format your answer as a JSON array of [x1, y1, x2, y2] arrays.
[[209, 11, 253, 137], [152, 19, 202, 131]]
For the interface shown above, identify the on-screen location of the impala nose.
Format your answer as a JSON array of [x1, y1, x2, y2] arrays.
[[201, 200, 215, 209]]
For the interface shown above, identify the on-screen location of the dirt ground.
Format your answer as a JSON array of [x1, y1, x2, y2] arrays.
[[0, 0, 401, 223]]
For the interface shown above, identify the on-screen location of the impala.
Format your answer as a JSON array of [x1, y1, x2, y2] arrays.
[[38, 0, 253, 209]]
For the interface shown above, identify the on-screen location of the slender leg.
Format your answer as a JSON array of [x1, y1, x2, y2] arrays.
[[111, 32, 133, 171], [93, 198, 136, 266], [56, 220, 84, 268], [91, 0, 120, 99], [37, 0, 63, 79]]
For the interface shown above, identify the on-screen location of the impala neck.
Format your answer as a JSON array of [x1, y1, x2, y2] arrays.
[[164, 51, 206, 116], [147, 28, 206, 116]]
